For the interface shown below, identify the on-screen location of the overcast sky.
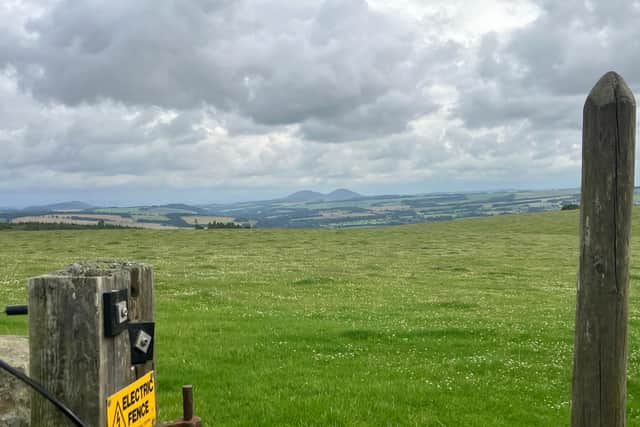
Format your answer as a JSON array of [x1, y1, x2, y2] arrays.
[[1, 0, 638, 207]]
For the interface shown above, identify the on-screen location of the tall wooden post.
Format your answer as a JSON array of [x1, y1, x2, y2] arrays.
[[28, 261, 154, 426], [572, 72, 636, 426]]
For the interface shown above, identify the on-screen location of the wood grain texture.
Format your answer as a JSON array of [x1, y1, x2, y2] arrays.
[[28, 261, 154, 427], [572, 72, 636, 427]]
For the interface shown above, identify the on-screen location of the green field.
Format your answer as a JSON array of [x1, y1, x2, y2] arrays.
[[1, 210, 640, 425]]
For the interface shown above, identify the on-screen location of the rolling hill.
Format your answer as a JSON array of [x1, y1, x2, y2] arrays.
[[0, 189, 583, 229]]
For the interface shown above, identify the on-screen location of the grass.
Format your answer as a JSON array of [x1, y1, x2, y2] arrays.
[[1, 210, 640, 425]]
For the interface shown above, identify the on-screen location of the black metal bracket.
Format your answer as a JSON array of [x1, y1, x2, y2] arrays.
[[128, 322, 155, 365], [103, 289, 129, 337]]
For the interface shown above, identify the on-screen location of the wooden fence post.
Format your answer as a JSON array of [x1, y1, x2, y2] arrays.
[[28, 261, 154, 426], [572, 72, 636, 426]]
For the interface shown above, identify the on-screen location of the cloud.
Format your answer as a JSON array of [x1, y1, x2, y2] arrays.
[[458, 0, 640, 129], [0, 0, 636, 206], [0, 0, 456, 142], [506, 0, 640, 94]]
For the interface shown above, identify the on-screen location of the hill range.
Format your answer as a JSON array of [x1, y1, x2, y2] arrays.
[[0, 188, 584, 229]]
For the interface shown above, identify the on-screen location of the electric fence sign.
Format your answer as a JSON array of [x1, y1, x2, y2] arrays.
[[107, 371, 156, 427]]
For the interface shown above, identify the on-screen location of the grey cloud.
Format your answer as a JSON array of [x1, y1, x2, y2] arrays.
[[0, 94, 207, 176], [0, 0, 612, 205], [458, 80, 582, 131], [0, 0, 453, 141], [300, 90, 436, 142], [462, 0, 640, 126]]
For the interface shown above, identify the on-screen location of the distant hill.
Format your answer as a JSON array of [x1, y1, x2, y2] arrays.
[[325, 189, 362, 201], [24, 201, 93, 212], [283, 191, 326, 202], [153, 203, 207, 213], [202, 188, 581, 228], [0, 187, 591, 230], [283, 189, 362, 203]]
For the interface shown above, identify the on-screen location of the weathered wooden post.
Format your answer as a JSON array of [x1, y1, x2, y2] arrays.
[[28, 261, 155, 426], [572, 72, 636, 426]]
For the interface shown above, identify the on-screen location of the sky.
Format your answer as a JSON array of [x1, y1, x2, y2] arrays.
[[1, 0, 639, 207]]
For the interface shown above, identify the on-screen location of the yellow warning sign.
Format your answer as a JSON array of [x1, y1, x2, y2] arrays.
[[107, 370, 156, 427]]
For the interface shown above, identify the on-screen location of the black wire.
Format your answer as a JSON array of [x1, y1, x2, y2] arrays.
[[0, 358, 88, 427]]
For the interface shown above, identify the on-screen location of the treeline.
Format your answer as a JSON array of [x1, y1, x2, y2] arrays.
[[561, 204, 579, 210], [0, 222, 130, 231], [195, 221, 250, 230]]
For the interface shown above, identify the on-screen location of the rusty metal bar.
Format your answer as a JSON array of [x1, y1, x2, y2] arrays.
[[182, 385, 194, 421], [159, 384, 202, 427]]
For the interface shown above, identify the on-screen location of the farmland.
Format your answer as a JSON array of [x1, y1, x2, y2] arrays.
[[8, 213, 180, 229], [201, 188, 583, 228], [0, 188, 585, 230], [1, 210, 640, 425]]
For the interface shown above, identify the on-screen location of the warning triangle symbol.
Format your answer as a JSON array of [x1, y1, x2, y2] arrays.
[[112, 401, 127, 427]]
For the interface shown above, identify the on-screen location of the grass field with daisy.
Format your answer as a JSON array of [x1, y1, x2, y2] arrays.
[[2, 209, 640, 425]]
